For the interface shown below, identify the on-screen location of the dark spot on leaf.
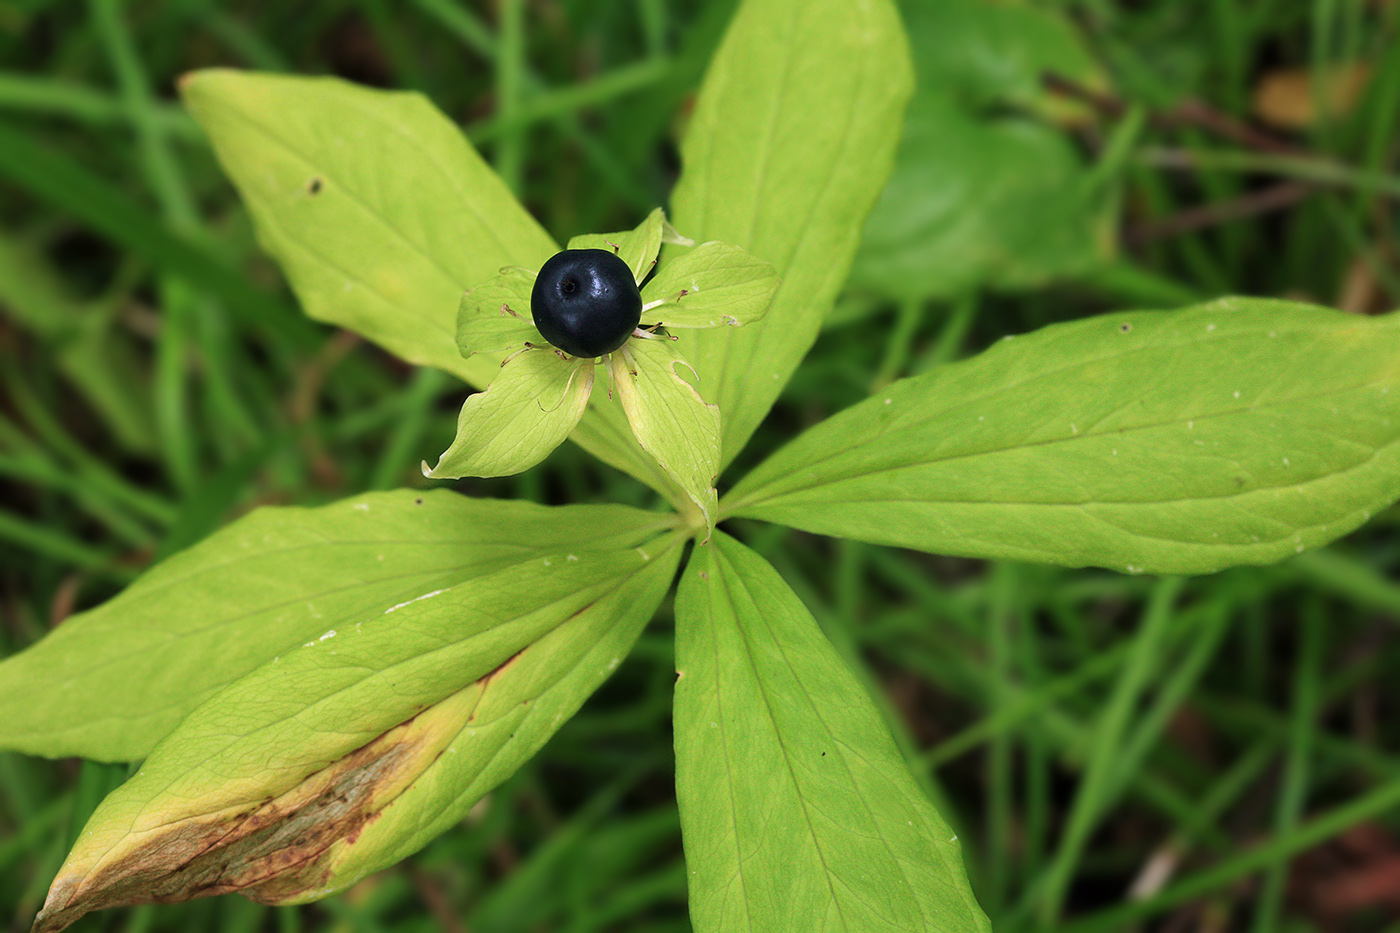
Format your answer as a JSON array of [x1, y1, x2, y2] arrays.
[[307, 177, 323, 195], [414, 498, 423, 505], [1119, 323, 1132, 333]]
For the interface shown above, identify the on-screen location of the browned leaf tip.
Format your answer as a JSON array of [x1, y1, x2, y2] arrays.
[[32, 696, 472, 933]]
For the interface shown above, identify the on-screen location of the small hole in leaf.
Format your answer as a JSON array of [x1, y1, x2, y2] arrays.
[[307, 176, 324, 195]]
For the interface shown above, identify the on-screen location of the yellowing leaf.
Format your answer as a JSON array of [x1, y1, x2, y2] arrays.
[[1253, 62, 1372, 129], [34, 544, 681, 931], [179, 69, 552, 382], [181, 69, 685, 503], [0, 490, 669, 762]]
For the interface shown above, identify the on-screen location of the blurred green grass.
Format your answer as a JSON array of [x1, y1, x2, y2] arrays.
[[2, 1, 1400, 931]]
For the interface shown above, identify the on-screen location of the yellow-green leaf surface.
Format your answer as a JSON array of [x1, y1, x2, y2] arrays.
[[456, 266, 539, 358], [180, 70, 677, 498], [315, 541, 683, 899], [180, 69, 552, 381], [675, 533, 990, 932], [727, 299, 1400, 574], [425, 350, 594, 479], [567, 207, 664, 284], [611, 340, 720, 533], [641, 242, 779, 328], [668, 0, 913, 468], [0, 490, 670, 762], [34, 541, 680, 932]]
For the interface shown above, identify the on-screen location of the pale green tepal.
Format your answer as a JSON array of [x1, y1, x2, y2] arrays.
[[423, 207, 778, 534]]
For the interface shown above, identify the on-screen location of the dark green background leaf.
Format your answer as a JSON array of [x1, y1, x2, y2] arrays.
[[849, 0, 1116, 300]]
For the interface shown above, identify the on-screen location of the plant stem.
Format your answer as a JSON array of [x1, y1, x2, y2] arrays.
[[1136, 147, 1400, 198]]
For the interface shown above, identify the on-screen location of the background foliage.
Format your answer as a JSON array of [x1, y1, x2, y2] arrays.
[[2, 1, 1399, 930]]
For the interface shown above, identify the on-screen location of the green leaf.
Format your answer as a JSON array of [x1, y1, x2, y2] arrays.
[[567, 207, 665, 285], [180, 70, 681, 502], [667, 0, 913, 468], [425, 351, 595, 479], [319, 542, 683, 898], [610, 339, 720, 533], [675, 533, 990, 932], [34, 540, 682, 931], [180, 69, 553, 382], [0, 490, 670, 762], [457, 266, 539, 358], [848, 0, 1116, 301], [726, 299, 1400, 574], [640, 242, 779, 329]]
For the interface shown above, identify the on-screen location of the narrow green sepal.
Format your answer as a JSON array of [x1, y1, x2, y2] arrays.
[[567, 207, 665, 286], [609, 340, 720, 534], [640, 241, 779, 328], [456, 266, 540, 359], [425, 350, 594, 479]]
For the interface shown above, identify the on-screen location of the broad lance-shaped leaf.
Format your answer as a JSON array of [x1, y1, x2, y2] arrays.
[[0, 490, 672, 762], [726, 298, 1400, 575], [610, 339, 720, 534], [179, 70, 681, 501], [33, 539, 683, 932], [178, 70, 551, 383], [667, 0, 912, 468], [675, 533, 989, 932]]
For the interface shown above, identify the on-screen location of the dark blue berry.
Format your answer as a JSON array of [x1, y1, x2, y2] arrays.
[[531, 249, 641, 358]]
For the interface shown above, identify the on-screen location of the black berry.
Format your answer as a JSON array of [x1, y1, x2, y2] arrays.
[[530, 249, 642, 358]]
